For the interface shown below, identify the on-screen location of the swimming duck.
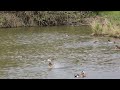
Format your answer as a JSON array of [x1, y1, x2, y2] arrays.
[[65, 34, 69, 38], [74, 71, 86, 78], [115, 45, 120, 50], [74, 74, 80, 78], [93, 41, 98, 43], [47, 59, 54, 68], [107, 39, 115, 44], [80, 71, 86, 78]]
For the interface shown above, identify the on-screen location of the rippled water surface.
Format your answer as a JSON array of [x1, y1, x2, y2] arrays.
[[0, 26, 120, 79]]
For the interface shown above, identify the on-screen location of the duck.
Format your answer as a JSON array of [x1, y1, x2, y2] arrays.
[[80, 71, 86, 78], [47, 59, 54, 68], [74, 74, 80, 78], [74, 71, 86, 78], [115, 45, 120, 50], [93, 41, 98, 43], [107, 39, 115, 44], [65, 34, 69, 37]]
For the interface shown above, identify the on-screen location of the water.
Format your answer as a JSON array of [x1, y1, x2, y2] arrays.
[[0, 26, 120, 79]]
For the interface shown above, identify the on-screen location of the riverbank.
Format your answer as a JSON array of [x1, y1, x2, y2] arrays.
[[0, 11, 120, 38], [0, 11, 93, 28], [90, 11, 120, 38]]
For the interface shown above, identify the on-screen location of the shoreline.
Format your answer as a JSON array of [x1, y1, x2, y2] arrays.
[[0, 11, 119, 38], [0, 11, 91, 28]]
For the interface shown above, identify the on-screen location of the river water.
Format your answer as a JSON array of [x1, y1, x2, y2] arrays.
[[0, 26, 120, 79]]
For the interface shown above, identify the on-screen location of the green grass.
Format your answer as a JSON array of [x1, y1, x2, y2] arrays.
[[90, 11, 120, 38]]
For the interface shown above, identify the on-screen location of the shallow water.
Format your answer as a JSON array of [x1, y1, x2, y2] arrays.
[[0, 26, 120, 79]]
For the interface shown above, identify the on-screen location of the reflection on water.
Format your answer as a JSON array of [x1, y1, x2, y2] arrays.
[[0, 26, 120, 79]]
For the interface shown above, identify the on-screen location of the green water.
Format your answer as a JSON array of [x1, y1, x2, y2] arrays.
[[0, 26, 120, 79]]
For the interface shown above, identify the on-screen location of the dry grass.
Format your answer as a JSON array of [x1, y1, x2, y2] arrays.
[[0, 13, 24, 27], [90, 16, 120, 38], [0, 11, 93, 28]]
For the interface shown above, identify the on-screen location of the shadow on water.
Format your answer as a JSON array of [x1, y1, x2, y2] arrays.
[[0, 26, 120, 79]]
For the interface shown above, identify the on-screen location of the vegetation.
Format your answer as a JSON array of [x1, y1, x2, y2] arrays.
[[0, 11, 120, 38], [0, 11, 93, 28], [90, 11, 120, 38]]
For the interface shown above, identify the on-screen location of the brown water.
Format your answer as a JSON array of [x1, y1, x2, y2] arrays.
[[0, 26, 120, 79]]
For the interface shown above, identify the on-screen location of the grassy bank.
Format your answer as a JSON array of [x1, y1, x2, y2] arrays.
[[90, 11, 120, 38], [0, 11, 120, 38], [0, 11, 93, 28]]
